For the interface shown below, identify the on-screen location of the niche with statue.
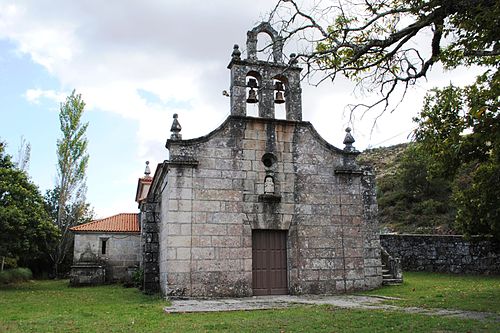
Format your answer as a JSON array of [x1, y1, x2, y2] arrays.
[[258, 152, 281, 202]]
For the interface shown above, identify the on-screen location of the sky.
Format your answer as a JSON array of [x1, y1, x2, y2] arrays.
[[0, 0, 481, 218]]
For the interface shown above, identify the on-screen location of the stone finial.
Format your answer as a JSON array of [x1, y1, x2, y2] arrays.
[[170, 113, 182, 140], [144, 161, 151, 176], [289, 53, 298, 65], [231, 44, 241, 60], [343, 127, 356, 152]]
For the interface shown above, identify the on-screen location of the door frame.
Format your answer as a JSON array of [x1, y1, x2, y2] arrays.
[[251, 229, 288, 295]]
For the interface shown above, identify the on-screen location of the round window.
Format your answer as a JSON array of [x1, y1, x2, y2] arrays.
[[261, 153, 277, 168]]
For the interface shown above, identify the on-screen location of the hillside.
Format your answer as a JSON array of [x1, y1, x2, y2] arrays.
[[359, 143, 456, 234], [358, 143, 409, 183]]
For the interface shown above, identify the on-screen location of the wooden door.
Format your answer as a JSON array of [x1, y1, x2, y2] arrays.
[[252, 230, 288, 295]]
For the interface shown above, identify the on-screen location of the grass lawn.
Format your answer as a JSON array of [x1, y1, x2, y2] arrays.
[[0, 275, 498, 333], [363, 271, 500, 313]]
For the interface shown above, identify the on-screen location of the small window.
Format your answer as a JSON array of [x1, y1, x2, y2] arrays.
[[261, 153, 277, 168], [100, 238, 109, 255]]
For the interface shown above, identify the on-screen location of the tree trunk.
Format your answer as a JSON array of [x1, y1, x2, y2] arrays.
[[1, 256, 5, 271]]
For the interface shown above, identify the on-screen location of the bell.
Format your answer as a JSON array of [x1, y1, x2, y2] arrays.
[[274, 81, 284, 91], [247, 78, 258, 88], [275, 91, 285, 104], [247, 88, 258, 103]]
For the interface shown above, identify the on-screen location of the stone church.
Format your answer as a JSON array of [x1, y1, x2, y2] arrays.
[[138, 23, 382, 297]]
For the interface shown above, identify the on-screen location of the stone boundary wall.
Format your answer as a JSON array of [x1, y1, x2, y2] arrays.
[[380, 234, 500, 275]]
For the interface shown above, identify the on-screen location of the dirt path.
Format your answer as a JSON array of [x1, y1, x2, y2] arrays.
[[164, 294, 500, 322]]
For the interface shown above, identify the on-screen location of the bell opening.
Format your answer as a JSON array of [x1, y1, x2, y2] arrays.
[[247, 88, 258, 104], [273, 79, 286, 119], [246, 75, 260, 116]]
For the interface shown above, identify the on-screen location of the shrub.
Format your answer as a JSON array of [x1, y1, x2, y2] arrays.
[[132, 268, 144, 289], [0, 268, 33, 284]]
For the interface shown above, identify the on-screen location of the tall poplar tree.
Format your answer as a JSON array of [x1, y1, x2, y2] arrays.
[[51, 90, 91, 276]]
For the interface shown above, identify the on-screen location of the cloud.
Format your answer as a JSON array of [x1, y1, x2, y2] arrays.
[[1, 1, 275, 165], [24, 88, 67, 104], [1, 0, 486, 216], [2, 0, 418, 156]]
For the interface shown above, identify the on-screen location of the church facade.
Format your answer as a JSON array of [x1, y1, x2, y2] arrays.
[[138, 23, 382, 297]]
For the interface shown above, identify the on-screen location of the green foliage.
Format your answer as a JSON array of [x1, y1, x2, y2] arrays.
[[131, 268, 144, 289], [56, 89, 89, 212], [44, 188, 93, 275], [0, 268, 33, 284], [312, 0, 499, 84], [275, 0, 499, 115], [0, 141, 60, 263], [453, 161, 500, 239], [279, 1, 499, 237], [0, 279, 498, 332], [50, 90, 92, 276], [0, 257, 17, 270], [413, 70, 499, 239], [442, 0, 500, 68], [376, 143, 455, 233], [414, 70, 499, 176]]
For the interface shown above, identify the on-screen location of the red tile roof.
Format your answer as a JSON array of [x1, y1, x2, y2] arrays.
[[70, 213, 139, 233]]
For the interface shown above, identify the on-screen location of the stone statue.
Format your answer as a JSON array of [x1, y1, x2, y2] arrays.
[[264, 176, 275, 194]]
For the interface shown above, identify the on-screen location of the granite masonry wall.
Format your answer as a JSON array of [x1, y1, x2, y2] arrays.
[[381, 234, 500, 274], [142, 22, 382, 297], [73, 232, 141, 281], [140, 199, 161, 293], [154, 116, 382, 297]]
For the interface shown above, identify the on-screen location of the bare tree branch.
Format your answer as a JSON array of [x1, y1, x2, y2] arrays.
[[268, 0, 498, 117]]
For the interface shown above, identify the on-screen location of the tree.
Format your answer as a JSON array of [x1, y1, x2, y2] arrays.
[[15, 136, 31, 172], [44, 187, 93, 274], [270, 0, 499, 238], [0, 141, 59, 271], [414, 71, 499, 176], [50, 90, 91, 276], [413, 71, 499, 239], [376, 143, 455, 233], [270, 0, 499, 112]]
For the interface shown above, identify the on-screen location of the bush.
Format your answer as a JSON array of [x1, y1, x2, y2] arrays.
[[132, 268, 144, 289], [0, 268, 33, 284]]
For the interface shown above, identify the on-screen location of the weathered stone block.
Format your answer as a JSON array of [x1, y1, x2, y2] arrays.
[[212, 236, 242, 247], [168, 260, 191, 273], [167, 236, 191, 247], [191, 236, 212, 247], [191, 247, 215, 260], [193, 200, 221, 212], [192, 224, 227, 236], [196, 169, 222, 178]]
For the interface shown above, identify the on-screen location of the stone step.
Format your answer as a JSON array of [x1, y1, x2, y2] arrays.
[[382, 278, 403, 286]]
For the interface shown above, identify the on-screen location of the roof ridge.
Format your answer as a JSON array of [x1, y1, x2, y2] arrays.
[[70, 212, 139, 233]]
